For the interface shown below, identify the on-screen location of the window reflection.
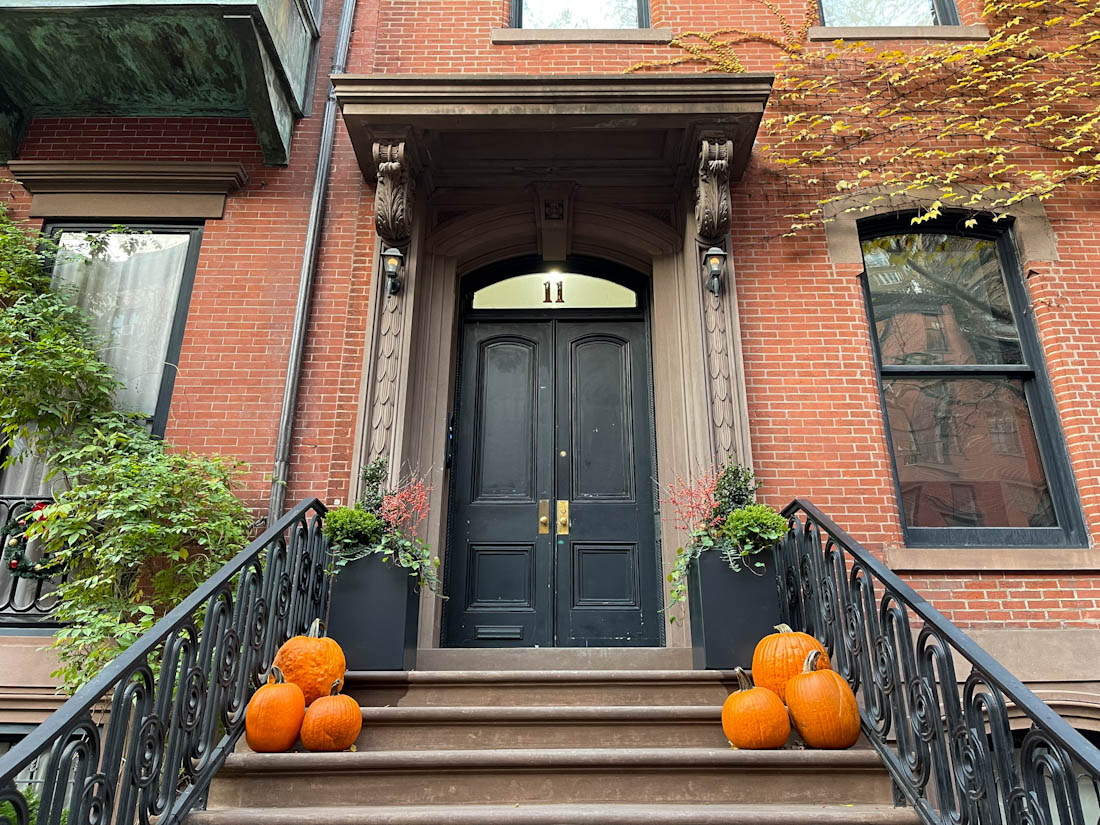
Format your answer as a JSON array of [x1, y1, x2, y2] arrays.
[[865, 234, 1021, 366], [883, 378, 1055, 528], [819, 0, 937, 26]]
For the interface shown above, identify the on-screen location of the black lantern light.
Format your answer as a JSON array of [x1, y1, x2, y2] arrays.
[[382, 247, 404, 295], [704, 246, 727, 297]]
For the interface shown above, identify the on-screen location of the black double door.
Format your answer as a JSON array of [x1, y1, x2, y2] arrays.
[[443, 317, 660, 647]]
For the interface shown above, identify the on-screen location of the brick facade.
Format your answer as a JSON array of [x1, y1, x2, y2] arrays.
[[3, 0, 1099, 640]]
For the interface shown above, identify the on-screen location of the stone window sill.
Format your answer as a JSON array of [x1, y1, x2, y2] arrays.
[[808, 25, 989, 41], [491, 28, 673, 45], [884, 545, 1100, 572]]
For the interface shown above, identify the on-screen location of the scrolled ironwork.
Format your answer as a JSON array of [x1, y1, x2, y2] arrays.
[[0, 498, 331, 825], [0, 496, 63, 624], [777, 499, 1100, 825]]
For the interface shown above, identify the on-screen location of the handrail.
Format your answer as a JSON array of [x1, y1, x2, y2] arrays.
[[1, 496, 63, 624], [777, 498, 1100, 825], [0, 497, 331, 825]]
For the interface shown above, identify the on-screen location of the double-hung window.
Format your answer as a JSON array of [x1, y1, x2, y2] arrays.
[[860, 217, 1085, 547], [0, 224, 200, 495], [512, 0, 650, 28]]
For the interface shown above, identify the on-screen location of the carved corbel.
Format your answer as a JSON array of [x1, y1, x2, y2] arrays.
[[694, 137, 733, 242], [373, 139, 415, 248]]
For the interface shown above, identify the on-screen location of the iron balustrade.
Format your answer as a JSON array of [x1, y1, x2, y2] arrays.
[[0, 496, 63, 625], [777, 498, 1100, 825], [0, 497, 331, 825]]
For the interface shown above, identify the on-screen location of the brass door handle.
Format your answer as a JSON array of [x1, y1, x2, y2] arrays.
[[556, 500, 569, 535], [539, 515, 550, 528], [538, 500, 550, 534]]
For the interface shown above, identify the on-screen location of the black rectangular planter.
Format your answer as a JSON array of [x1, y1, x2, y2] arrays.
[[687, 547, 782, 670], [327, 550, 418, 671]]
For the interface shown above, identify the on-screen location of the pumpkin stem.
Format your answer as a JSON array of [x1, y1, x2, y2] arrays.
[[308, 618, 326, 638], [803, 650, 823, 673], [269, 665, 286, 684], [329, 679, 342, 696], [733, 667, 754, 692], [774, 623, 794, 633]]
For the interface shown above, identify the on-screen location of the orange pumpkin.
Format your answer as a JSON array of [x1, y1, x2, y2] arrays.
[[272, 618, 346, 706], [785, 651, 861, 749], [751, 623, 830, 703], [300, 679, 363, 752], [721, 667, 791, 750], [245, 666, 305, 752]]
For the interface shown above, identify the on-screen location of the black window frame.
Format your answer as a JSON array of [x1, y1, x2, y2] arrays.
[[42, 221, 203, 440], [817, 0, 960, 27], [510, 0, 651, 28], [859, 213, 1087, 549]]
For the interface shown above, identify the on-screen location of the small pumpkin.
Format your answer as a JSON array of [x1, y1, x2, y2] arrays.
[[785, 651, 861, 749], [751, 623, 830, 703], [721, 667, 791, 750], [300, 679, 363, 752], [272, 618, 346, 706], [245, 666, 305, 753]]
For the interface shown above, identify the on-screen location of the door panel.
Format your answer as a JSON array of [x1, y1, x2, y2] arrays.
[[555, 321, 659, 646], [444, 324, 553, 647], [444, 318, 659, 647]]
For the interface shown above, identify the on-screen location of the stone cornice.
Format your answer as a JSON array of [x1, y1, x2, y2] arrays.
[[6, 161, 249, 219], [7, 161, 249, 195]]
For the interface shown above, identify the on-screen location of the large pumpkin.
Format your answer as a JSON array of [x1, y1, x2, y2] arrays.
[[751, 623, 830, 703], [786, 651, 861, 749], [721, 667, 790, 750], [245, 666, 305, 753], [272, 618, 346, 706], [300, 680, 363, 752]]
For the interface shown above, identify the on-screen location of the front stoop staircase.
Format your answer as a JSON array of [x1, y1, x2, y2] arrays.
[[192, 653, 920, 825]]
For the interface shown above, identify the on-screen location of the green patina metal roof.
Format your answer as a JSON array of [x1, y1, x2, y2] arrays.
[[0, 1, 319, 165]]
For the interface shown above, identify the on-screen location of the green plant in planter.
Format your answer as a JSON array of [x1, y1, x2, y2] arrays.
[[664, 461, 787, 618], [323, 458, 443, 594]]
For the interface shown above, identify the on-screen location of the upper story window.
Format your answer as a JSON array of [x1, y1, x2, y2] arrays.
[[513, 0, 649, 28], [818, 0, 959, 26], [860, 220, 1085, 548]]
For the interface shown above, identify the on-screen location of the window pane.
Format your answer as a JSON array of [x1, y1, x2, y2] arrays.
[[521, 0, 640, 28], [863, 234, 1022, 365], [883, 377, 1056, 528], [472, 273, 637, 309], [820, 0, 936, 26], [53, 232, 190, 419]]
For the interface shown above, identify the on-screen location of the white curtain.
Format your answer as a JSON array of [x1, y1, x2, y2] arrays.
[[0, 231, 190, 493]]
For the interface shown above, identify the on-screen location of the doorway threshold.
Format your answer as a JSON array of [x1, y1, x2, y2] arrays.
[[417, 647, 692, 671]]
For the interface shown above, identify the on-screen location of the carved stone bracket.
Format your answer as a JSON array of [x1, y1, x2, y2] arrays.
[[694, 137, 733, 242], [373, 139, 415, 248]]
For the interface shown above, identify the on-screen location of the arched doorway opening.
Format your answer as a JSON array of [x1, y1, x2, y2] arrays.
[[442, 256, 661, 647]]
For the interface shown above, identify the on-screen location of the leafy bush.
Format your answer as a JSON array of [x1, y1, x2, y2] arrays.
[[0, 786, 69, 825], [718, 503, 789, 573], [0, 206, 252, 692], [323, 505, 384, 549], [712, 462, 758, 520]]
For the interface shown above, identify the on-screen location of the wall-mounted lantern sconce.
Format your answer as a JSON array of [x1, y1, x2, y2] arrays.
[[703, 246, 727, 297], [382, 247, 404, 295]]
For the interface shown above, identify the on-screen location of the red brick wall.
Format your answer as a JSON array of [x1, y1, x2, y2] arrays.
[[3, 0, 1097, 632]]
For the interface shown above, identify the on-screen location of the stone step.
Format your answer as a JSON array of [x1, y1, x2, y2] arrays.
[[208, 747, 895, 808], [190, 803, 920, 825], [354, 705, 728, 749], [345, 670, 738, 707], [415, 648, 694, 671]]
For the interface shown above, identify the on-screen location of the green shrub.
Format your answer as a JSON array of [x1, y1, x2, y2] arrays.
[[719, 503, 789, 573], [323, 505, 384, 551]]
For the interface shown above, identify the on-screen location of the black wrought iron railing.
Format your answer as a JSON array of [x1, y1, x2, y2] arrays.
[[0, 497, 330, 825], [0, 496, 63, 625], [778, 499, 1100, 825]]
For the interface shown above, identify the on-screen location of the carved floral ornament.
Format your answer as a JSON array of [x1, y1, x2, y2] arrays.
[[695, 137, 733, 241], [373, 139, 415, 249]]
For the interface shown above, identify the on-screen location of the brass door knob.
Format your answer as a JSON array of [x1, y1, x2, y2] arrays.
[[539, 515, 549, 528], [558, 516, 568, 529]]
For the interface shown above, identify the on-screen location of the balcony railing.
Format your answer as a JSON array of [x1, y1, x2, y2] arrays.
[[0, 496, 63, 627], [778, 499, 1100, 825]]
